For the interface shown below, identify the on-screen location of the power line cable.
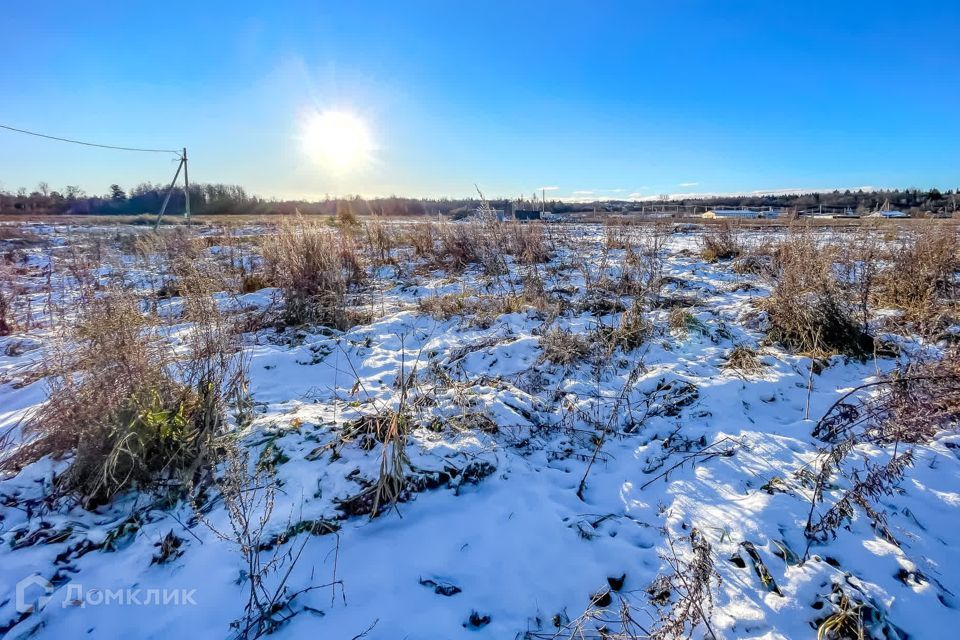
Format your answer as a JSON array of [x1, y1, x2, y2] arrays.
[[0, 123, 180, 155]]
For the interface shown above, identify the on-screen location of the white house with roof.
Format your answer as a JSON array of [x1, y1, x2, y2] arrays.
[[867, 209, 909, 218]]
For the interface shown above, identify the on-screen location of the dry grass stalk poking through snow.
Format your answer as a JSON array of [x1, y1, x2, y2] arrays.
[[196, 444, 340, 639], [335, 334, 435, 519], [543, 527, 721, 639], [805, 347, 960, 546], [649, 528, 720, 640]]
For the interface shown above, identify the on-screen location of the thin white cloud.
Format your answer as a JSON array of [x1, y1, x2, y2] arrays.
[[678, 182, 699, 187], [538, 186, 560, 191]]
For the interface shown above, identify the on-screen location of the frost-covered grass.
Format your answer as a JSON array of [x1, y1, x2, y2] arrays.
[[0, 218, 958, 639]]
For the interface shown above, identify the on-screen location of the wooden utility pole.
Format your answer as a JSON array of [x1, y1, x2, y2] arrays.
[[182, 147, 190, 221], [153, 148, 189, 229]]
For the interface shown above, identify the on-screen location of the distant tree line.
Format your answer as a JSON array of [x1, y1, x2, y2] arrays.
[[672, 188, 957, 215], [1, 182, 956, 217], [0, 182, 448, 217], [550, 188, 958, 216]]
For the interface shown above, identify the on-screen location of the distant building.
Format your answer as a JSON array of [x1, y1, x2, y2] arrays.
[[701, 209, 778, 220], [469, 207, 505, 221], [514, 209, 542, 221], [867, 210, 909, 219], [867, 199, 909, 219], [829, 208, 860, 219]]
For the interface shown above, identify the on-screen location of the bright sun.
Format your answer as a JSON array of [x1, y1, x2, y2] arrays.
[[301, 111, 373, 174]]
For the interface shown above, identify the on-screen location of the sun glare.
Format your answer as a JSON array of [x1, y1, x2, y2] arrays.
[[301, 111, 373, 174]]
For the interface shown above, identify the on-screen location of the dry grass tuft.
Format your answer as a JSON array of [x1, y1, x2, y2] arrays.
[[730, 252, 773, 276], [668, 308, 707, 336], [4, 287, 246, 507], [604, 224, 632, 250], [699, 222, 742, 262], [0, 288, 12, 336], [336, 339, 432, 519], [618, 225, 668, 301], [540, 328, 592, 366], [504, 222, 552, 264], [431, 219, 551, 274], [435, 220, 504, 274], [134, 227, 204, 265], [262, 215, 363, 328], [405, 222, 436, 257], [335, 408, 414, 518], [611, 301, 653, 352], [363, 216, 396, 266], [724, 345, 764, 374], [877, 223, 959, 333], [239, 273, 270, 294], [419, 287, 555, 327], [417, 292, 476, 320], [764, 232, 873, 357], [589, 300, 653, 356]]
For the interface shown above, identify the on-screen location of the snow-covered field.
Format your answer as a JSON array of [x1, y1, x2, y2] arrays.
[[0, 220, 958, 639]]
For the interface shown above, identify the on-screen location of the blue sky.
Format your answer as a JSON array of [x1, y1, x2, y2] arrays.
[[2, 1, 958, 200]]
